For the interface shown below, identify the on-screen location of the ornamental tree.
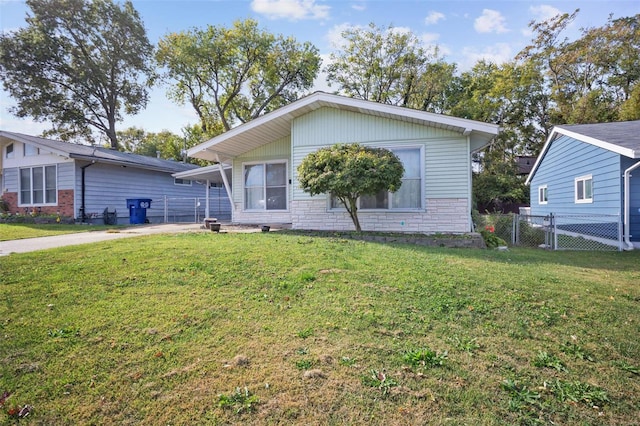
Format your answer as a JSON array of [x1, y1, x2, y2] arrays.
[[297, 143, 404, 232], [0, 0, 154, 148]]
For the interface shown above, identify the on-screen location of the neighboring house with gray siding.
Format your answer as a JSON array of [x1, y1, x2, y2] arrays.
[[526, 120, 640, 250], [186, 92, 499, 233], [0, 131, 231, 224]]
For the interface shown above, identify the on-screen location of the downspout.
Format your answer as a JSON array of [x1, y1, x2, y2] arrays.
[[205, 179, 210, 219], [623, 160, 640, 250], [80, 160, 96, 222]]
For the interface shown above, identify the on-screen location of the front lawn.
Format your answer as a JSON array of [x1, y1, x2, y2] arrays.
[[0, 223, 120, 241], [1, 233, 638, 424]]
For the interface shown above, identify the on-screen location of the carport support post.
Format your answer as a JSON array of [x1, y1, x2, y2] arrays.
[[215, 154, 234, 211], [205, 179, 210, 219]]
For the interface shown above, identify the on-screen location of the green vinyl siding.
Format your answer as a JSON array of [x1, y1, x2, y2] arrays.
[[291, 107, 470, 200]]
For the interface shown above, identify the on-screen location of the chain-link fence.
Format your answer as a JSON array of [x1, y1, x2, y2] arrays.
[[153, 196, 231, 224], [475, 213, 623, 251]]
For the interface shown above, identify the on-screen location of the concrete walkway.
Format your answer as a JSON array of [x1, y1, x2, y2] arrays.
[[1, 223, 207, 256]]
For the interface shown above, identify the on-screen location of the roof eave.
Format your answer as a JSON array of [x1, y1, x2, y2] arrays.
[[187, 92, 500, 160], [69, 154, 193, 173]]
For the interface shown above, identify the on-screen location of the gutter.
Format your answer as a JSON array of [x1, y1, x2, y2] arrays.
[[623, 160, 640, 250]]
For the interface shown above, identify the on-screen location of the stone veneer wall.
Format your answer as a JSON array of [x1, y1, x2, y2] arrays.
[[231, 202, 292, 225], [291, 198, 470, 233], [1, 189, 74, 217]]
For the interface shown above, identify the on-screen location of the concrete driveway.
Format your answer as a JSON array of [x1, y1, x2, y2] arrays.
[[0, 223, 205, 256]]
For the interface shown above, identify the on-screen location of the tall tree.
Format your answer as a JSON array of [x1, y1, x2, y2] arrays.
[[115, 126, 213, 166], [156, 19, 321, 132], [326, 23, 454, 111], [0, 0, 154, 148], [519, 10, 640, 124]]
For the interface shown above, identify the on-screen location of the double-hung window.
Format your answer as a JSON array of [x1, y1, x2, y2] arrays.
[[538, 185, 548, 204], [336, 147, 423, 210], [575, 175, 593, 203], [20, 165, 57, 205], [244, 162, 287, 210]]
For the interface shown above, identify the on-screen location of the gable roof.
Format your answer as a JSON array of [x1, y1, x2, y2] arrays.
[[0, 131, 198, 173], [526, 120, 640, 185], [187, 92, 500, 162]]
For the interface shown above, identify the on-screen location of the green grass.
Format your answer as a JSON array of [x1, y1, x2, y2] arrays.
[[1, 233, 639, 425], [0, 223, 121, 241]]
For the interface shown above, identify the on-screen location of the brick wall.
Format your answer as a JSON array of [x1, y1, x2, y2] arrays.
[[291, 198, 470, 233], [1, 189, 74, 218]]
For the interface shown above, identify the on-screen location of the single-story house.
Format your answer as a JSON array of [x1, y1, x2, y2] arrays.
[[525, 120, 640, 250], [0, 131, 231, 224], [185, 92, 499, 233]]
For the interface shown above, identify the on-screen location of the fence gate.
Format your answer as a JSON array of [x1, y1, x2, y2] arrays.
[[161, 196, 231, 224], [478, 213, 623, 251]]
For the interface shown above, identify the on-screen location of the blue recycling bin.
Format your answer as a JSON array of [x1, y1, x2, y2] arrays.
[[126, 198, 152, 224]]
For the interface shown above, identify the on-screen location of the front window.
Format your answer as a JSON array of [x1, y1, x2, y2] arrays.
[[20, 165, 57, 205], [575, 175, 593, 203], [244, 162, 287, 210], [538, 185, 548, 204], [334, 147, 423, 210]]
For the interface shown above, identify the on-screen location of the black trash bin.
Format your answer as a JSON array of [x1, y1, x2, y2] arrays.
[[103, 207, 117, 225], [126, 198, 152, 224]]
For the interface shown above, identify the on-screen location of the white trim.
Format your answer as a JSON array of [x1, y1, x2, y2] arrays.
[[538, 185, 548, 204], [526, 125, 638, 185], [574, 174, 593, 204], [18, 164, 58, 207], [242, 159, 289, 212], [173, 178, 192, 186], [555, 127, 636, 158], [623, 160, 640, 250], [326, 145, 425, 212]]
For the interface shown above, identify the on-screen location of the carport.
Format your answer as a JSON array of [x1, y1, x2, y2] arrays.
[[172, 163, 233, 219]]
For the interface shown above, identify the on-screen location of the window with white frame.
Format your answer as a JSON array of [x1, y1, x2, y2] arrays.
[[332, 147, 423, 210], [575, 175, 593, 203], [5, 143, 14, 159], [538, 185, 548, 204], [20, 165, 57, 205], [174, 178, 192, 186], [24, 144, 39, 156], [244, 161, 287, 210]]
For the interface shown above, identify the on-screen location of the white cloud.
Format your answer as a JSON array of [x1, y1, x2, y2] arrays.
[[522, 5, 563, 36], [474, 9, 509, 34], [325, 23, 364, 49], [460, 43, 512, 70], [313, 53, 334, 93], [424, 11, 445, 26], [351, 2, 366, 12], [421, 32, 440, 44], [530, 5, 562, 22], [250, 0, 330, 21]]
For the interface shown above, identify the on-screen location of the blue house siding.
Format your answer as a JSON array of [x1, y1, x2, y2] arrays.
[[530, 135, 622, 217]]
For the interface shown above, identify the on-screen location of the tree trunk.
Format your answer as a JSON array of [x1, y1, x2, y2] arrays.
[[346, 198, 362, 232]]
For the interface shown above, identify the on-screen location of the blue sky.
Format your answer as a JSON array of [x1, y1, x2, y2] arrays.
[[0, 0, 637, 137]]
